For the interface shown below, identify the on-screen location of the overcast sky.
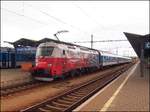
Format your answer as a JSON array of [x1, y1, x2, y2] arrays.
[[1, 1, 149, 57]]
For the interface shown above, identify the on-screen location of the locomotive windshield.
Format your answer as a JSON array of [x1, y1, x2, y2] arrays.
[[36, 47, 54, 57]]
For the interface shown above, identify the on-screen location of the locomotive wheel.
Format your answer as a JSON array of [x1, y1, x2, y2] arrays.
[[70, 70, 76, 77], [77, 69, 82, 76], [85, 68, 89, 74], [80, 68, 84, 75], [61, 75, 65, 80]]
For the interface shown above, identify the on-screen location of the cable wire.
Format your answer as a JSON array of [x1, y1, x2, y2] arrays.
[[1, 7, 48, 25], [25, 3, 90, 36]]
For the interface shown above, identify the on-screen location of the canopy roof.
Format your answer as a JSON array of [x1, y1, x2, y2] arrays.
[[124, 32, 150, 58]]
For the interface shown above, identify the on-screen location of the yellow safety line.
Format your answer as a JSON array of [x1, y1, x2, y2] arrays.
[[100, 63, 138, 112]]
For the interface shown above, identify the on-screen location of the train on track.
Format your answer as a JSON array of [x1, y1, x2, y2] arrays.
[[31, 41, 131, 81], [0, 47, 35, 68]]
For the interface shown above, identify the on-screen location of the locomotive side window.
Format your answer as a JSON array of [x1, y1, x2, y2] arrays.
[[63, 50, 65, 55], [36, 47, 54, 57]]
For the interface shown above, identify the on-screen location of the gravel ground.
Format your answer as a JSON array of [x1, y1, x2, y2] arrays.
[[1, 69, 32, 89]]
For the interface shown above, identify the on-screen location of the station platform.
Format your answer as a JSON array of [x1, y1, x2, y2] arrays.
[[0, 69, 32, 89], [74, 62, 149, 111]]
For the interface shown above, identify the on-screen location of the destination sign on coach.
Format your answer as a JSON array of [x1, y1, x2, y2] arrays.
[[145, 42, 150, 49]]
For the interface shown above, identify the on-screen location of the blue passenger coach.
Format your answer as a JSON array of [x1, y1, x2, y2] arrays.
[[0, 47, 36, 68], [99, 51, 131, 67]]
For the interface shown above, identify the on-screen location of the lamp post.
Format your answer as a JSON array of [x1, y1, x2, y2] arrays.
[[91, 34, 93, 49], [54, 30, 69, 41], [140, 43, 144, 77]]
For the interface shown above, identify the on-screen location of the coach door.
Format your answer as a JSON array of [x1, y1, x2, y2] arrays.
[[62, 49, 67, 73], [2, 53, 7, 68], [11, 53, 16, 68], [99, 52, 102, 68]]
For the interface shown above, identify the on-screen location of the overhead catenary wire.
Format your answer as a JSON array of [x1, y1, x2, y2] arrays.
[[72, 2, 106, 31], [72, 2, 111, 44], [25, 3, 91, 36], [2, 3, 90, 37], [72, 39, 128, 43], [2, 7, 129, 44], [1, 7, 48, 26]]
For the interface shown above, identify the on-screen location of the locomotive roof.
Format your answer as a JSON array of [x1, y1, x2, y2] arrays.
[[39, 42, 130, 59], [38, 40, 98, 52]]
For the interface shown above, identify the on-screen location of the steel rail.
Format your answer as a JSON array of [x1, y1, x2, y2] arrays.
[[1, 81, 45, 97]]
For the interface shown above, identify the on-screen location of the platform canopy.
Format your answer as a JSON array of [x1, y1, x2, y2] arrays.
[[7, 38, 55, 48], [12, 38, 37, 47], [124, 32, 150, 58], [7, 37, 97, 51]]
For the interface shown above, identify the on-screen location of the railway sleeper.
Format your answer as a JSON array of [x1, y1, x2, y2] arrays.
[[66, 95, 80, 100], [77, 90, 92, 94], [57, 99, 73, 105], [17, 86, 25, 89], [13, 87, 23, 92], [73, 91, 87, 95], [61, 97, 76, 102], [38, 107, 53, 112], [46, 104, 65, 111], [76, 89, 90, 92], [80, 87, 94, 91], [70, 93, 84, 97], [51, 101, 70, 108], [5, 89, 16, 93], [73, 90, 87, 94]]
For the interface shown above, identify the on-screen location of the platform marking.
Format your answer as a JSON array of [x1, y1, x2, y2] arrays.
[[74, 64, 136, 111], [100, 63, 138, 111]]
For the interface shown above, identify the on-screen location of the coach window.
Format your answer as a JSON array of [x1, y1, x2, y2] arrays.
[[63, 50, 65, 55]]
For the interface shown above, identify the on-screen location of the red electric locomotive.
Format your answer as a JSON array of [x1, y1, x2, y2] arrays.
[[31, 42, 99, 81]]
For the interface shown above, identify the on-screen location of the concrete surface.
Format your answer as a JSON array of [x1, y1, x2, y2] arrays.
[[74, 62, 149, 111]]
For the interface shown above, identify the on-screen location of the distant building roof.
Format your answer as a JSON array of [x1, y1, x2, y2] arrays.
[[7, 38, 54, 48], [12, 38, 37, 47]]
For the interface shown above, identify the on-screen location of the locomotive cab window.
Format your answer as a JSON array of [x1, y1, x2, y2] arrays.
[[36, 47, 54, 57]]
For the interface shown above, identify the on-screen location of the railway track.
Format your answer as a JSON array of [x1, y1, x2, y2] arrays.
[[21, 63, 133, 112], [0, 66, 113, 97], [0, 64, 127, 97], [1, 81, 45, 97]]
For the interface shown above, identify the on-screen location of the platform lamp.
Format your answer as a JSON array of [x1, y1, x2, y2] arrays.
[[54, 30, 69, 41]]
